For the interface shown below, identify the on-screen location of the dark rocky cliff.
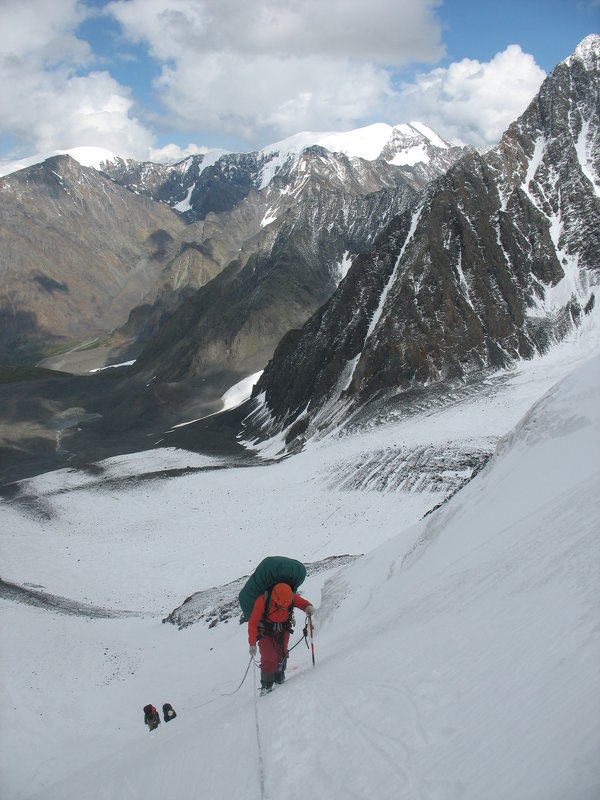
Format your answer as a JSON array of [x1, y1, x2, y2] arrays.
[[243, 36, 600, 451]]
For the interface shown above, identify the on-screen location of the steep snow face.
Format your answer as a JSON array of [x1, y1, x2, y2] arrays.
[[410, 120, 450, 149], [314, 353, 600, 800], [1, 333, 597, 800]]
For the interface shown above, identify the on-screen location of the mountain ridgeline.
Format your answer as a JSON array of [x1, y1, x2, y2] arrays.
[[0, 37, 598, 482], [0, 123, 463, 373], [126, 129, 464, 382], [242, 36, 600, 452]]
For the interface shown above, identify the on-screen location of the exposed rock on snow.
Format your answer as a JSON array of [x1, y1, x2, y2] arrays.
[[163, 555, 361, 629]]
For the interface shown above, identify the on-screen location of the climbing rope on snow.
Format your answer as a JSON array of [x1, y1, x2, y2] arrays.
[[187, 656, 255, 710], [253, 660, 268, 800], [221, 654, 256, 696]]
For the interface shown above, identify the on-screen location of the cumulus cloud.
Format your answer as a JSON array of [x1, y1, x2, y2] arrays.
[[0, 60, 154, 157], [0, 0, 154, 159], [105, 0, 444, 64], [148, 142, 211, 162], [0, 0, 548, 162], [104, 0, 545, 150], [105, 0, 443, 146], [0, 0, 88, 64], [153, 52, 394, 144], [394, 46, 547, 146]]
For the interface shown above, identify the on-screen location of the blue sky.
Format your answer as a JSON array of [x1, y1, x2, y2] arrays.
[[0, 0, 598, 166], [438, 0, 597, 70]]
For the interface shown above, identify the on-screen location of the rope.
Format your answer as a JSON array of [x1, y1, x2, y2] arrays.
[[253, 660, 267, 800], [220, 654, 255, 696], [287, 621, 310, 653], [186, 696, 219, 712]]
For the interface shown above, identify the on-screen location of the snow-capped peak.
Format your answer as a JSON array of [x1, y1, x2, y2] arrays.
[[257, 122, 452, 188], [408, 121, 449, 150], [0, 146, 119, 177], [261, 121, 450, 163], [261, 123, 394, 162], [566, 33, 600, 70], [59, 146, 120, 169]]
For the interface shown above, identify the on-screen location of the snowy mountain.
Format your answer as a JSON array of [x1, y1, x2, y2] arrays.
[[257, 121, 461, 190], [0, 121, 461, 372], [0, 122, 462, 225], [88, 122, 463, 223], [102, 121, 464, 382], [243, 35, 600, 453], [118, 123, 464, 383], [1, 319, 598, 799], [130, 158, 418, 384], [0, 121, 463, 484]]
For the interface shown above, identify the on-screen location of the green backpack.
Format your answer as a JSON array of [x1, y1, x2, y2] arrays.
[[238, 556, 306, 621]]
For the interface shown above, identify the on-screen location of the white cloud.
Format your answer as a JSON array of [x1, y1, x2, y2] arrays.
[[0, 0, 88, 63], [153, 52, 394, 143], [104, 1, 546, 150], [0, 57, 155, 158], [148, 142, 209, 162], [394, 46, 547, 146], [106, 0, 444, 64], [0, 0, 548, 162], [0, 0, 154, 159], [105, 0, 443, 146]]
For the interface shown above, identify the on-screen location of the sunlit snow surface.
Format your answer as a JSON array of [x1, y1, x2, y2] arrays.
[[1, 322, 599, 799]]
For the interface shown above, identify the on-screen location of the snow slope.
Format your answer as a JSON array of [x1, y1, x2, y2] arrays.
[[1, 336, 599, 799]]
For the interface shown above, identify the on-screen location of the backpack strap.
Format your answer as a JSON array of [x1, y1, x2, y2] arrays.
[[261, 588, 273, 627]]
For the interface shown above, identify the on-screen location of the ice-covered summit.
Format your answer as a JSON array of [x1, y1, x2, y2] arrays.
[[255, 121, 454, 190], [566, 33, 599, 69], [261, 121, 450, 163]]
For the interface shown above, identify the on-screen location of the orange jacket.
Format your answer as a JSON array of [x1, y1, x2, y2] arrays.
[[248, 592, 311, 645]]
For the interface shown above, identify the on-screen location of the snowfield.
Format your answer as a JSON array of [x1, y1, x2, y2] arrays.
[[1, 326, 599, 799]]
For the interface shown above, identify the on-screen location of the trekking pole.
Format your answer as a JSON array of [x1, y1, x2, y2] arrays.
[[308, 614, 315, 668]]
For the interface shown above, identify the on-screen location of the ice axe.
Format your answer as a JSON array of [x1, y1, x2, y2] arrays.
[[308, 614, 315, 668]]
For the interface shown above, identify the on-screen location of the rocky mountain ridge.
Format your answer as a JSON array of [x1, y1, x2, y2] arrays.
[[0, 123, 463, 370], [242, 35, 600, 453], [0, 155, 186, 363], [129, 150, 419, 382], [100, 122, 464, 223], [115, 128, 465, 382]]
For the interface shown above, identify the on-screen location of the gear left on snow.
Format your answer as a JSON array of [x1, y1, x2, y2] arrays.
[[143, 703, 177, 731]]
